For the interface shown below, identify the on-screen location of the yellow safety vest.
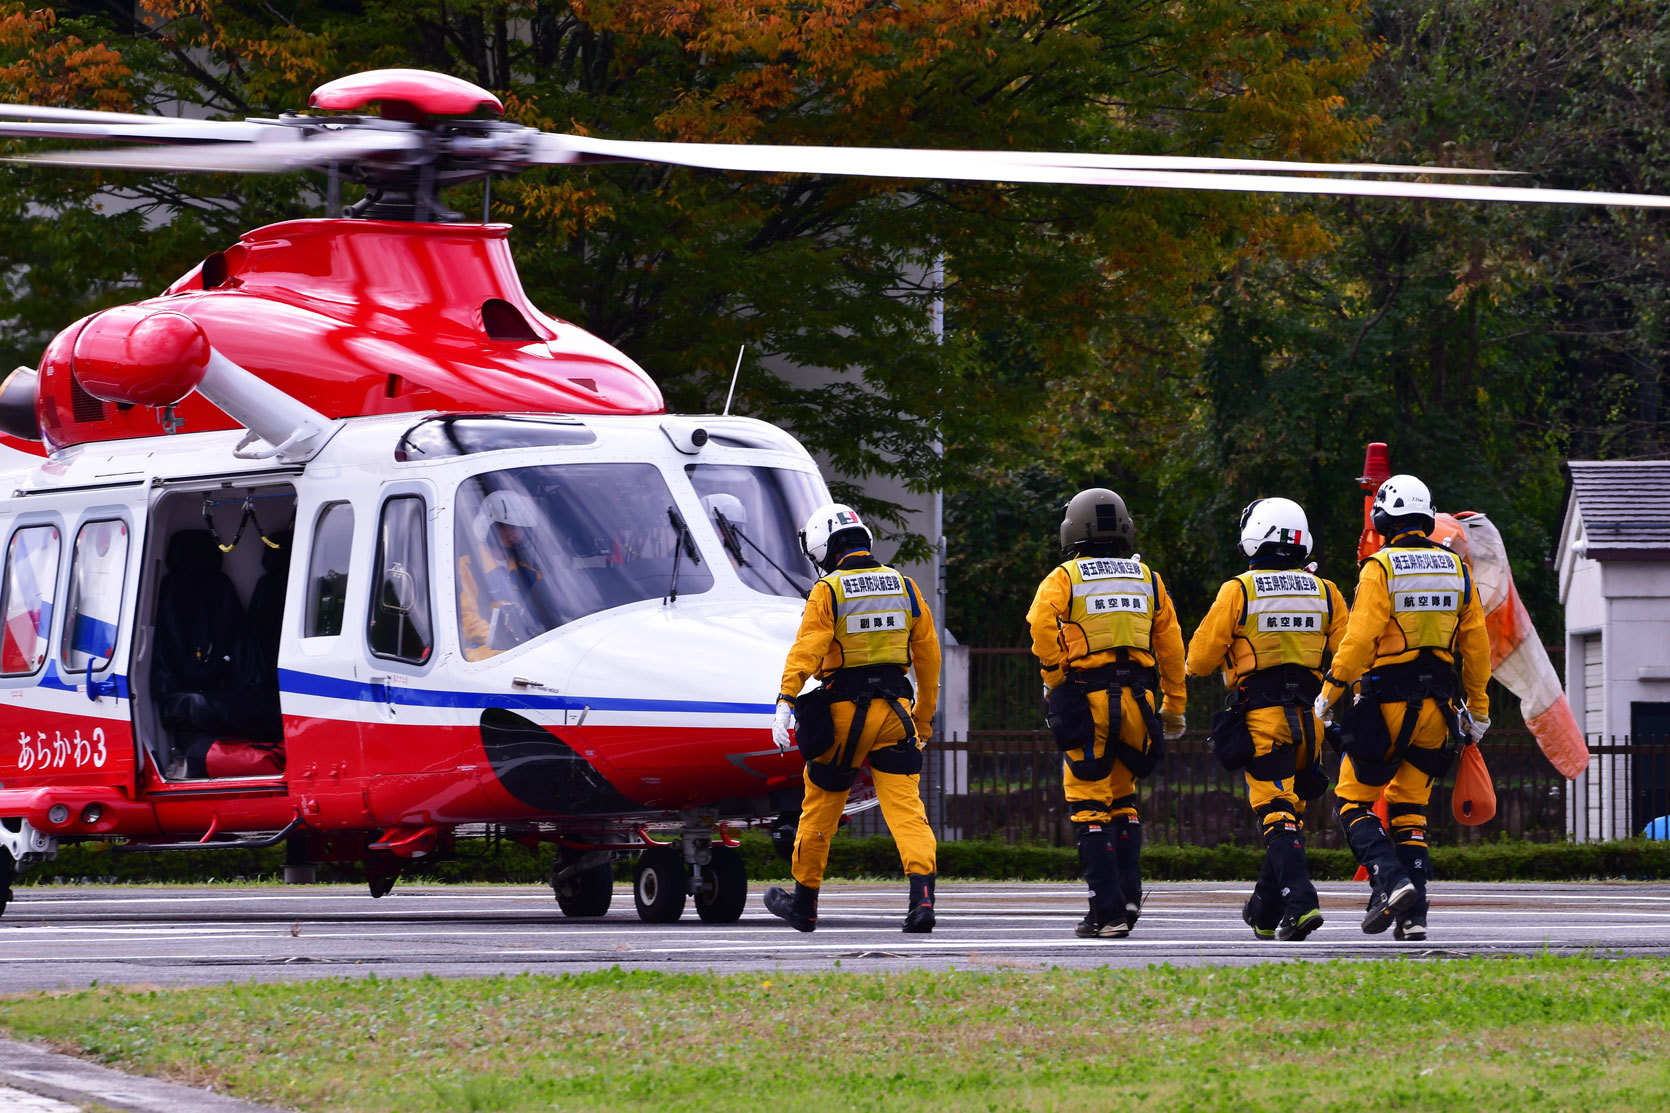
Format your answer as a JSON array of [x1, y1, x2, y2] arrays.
[[820, 563, 915, 672], [1225, 568, 1334, 682], [1058, 556, 1155, 665], [1369, 543, 1468, 659]]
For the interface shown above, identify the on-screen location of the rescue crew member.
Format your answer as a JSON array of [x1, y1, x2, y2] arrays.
[[1026, 488, 1186, 938], [764, 503, 941, 934], [1186, 498, 1347, 942], [457, 490, 544, 662], [1316, 474, 1491, 939]]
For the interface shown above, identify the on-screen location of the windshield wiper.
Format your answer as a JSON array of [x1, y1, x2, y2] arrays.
[[714, 509, 811, 599], [665, 505, 701, 604]]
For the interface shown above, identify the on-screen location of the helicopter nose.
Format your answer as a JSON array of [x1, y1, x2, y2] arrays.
[[565, 599, 801, 715]]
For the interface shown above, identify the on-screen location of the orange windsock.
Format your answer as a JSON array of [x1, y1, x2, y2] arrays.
[[1452, 743, 1497, 825], [1434, 512, 1589, 780]]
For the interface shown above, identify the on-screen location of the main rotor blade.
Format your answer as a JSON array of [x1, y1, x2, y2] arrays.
[[534, 134, 1670, 209], [534, 135, 1513, 178], [0, 119, 273, 144], [3, 131, 421, 173], [0, 102, 189, 125]]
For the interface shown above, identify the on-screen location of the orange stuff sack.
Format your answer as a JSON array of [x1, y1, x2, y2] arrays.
[[1452, 743, 1496, 826]]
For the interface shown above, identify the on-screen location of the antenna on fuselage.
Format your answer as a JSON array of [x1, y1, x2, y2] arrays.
[[722, 345, 746, 416]]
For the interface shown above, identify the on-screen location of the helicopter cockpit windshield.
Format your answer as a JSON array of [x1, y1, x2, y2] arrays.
[[455, 463, 715, 661], [687, 464, 820, 600]]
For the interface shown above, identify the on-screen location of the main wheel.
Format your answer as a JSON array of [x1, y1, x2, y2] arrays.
[[554, 859, 614, 917], [0, 849, 14, 920], [633, 847, 687, 923], [694, 844, 748, 924]]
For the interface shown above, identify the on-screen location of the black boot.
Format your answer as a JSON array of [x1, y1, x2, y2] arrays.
[[764, 882, 818, 932], [1341, 807, 1416, 934], [903, 873, 936, 933], [1242, 853, 1281, 940], [1111, 816, 1143, 929], [1266, 829, 1323, 941], [1393, 839, 1430, 941], [1073, 823, 1127, 938]]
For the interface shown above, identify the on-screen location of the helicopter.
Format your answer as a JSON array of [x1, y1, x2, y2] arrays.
[[1, 68, 1665, 925]]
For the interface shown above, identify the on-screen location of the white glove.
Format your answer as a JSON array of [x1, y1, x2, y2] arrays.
[[1313, 692, 1333, 725], [1161, 710, 1186, 741], [1466, 714, 1490, 744], [772, 700, 795, 753]]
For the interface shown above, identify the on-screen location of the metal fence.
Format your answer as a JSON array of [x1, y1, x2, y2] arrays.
[[843, 730, 1670, 846], [842, 645, 1669, 845]]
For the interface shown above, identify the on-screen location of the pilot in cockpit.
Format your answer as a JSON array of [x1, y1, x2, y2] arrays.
[[457, 490, 545, 661]]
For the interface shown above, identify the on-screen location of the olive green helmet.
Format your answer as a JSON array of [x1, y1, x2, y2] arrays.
[[1060, 488, 1135, 555]]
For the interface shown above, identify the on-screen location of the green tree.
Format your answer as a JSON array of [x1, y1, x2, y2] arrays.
[[2, 0, 1372, 559]]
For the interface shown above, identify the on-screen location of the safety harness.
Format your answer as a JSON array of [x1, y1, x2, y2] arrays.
[[795, 664, 919, 791], [1207, 662, 1329, 798], [1334, 649, 1464, 785], [1045, 652, 1165, 781]]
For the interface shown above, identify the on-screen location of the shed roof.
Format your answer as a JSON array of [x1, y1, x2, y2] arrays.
[[1563, 460, 1670, 558]]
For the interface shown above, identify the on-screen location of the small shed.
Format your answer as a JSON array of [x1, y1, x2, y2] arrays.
[[1554, 460, 1670, 837]]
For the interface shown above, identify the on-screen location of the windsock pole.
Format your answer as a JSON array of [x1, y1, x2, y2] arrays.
[[1353, 443, 1392, 882]]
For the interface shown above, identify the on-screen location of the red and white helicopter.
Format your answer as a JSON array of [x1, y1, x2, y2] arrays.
[[0, 69, 1663, 924]]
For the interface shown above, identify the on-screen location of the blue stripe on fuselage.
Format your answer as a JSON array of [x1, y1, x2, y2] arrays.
[[276, 668, 774, 716]]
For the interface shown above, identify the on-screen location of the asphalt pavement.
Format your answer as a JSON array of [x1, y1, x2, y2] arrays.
[[2, 879, 1667, 990]]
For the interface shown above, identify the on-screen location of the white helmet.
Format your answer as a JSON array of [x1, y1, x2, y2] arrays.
[[702, 492, 747, 526], [1238, 497, 1311, 559], [476, 490, 539, 542], [1373, 473, 1435, 536], [800, 503, 870, 569]]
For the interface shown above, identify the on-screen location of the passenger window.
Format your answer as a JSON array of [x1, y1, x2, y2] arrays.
[[367, 496, 432, 664], [1, 525, 61, 676], [305, 502, 354, 637], [61, 519, 129, 674]]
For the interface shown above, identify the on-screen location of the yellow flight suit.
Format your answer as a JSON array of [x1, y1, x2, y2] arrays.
[[778, 550, 939, 889], [1187, 566, 1347, 936], [1321, 533, 1491, 834], [1026, 556, 1185, 825], [1321, 530, 1491, 931], [457, 551, 543, 662], [1187, 569, 1348, 834]]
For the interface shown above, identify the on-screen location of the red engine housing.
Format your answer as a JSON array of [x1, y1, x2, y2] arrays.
[[29, 219, 664, 453]]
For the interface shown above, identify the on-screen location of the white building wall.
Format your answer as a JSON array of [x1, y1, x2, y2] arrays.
[[1558, 491, 1670, 839]]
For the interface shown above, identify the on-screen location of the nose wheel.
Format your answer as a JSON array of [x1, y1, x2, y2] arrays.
[[630, 835, 750, 924]]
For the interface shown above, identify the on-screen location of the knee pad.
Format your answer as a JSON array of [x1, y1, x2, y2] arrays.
[[1388, 801, 1426, 836], [1336, 798, 1383, 835], [1256, 799, 1301, 843], [1070, 802, 1112, 826]]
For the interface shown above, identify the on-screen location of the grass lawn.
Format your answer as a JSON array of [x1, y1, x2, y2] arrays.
[[2, 956, 1667, 1112]]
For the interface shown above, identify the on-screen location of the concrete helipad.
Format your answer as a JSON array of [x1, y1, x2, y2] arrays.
[[1, 880, 1666, 990]]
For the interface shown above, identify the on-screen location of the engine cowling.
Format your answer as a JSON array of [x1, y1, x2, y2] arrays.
[[72, 307, 210, 408]]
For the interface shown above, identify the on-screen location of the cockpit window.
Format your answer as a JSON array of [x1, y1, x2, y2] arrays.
[[686, 464, 821, 599], [455, 463, 713, 661], [396, 416, 595, 461]]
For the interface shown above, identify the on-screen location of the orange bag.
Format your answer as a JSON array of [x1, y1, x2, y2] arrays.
[[1452, 743, 1496, 825]]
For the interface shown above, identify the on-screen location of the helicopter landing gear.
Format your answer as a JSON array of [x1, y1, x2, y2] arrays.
[[552, 850, 614, 918], [0, 818, 54, 920], [633, 846, 687, 923], [693, 844, 747, 924], [0, 849, 14, 920]]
